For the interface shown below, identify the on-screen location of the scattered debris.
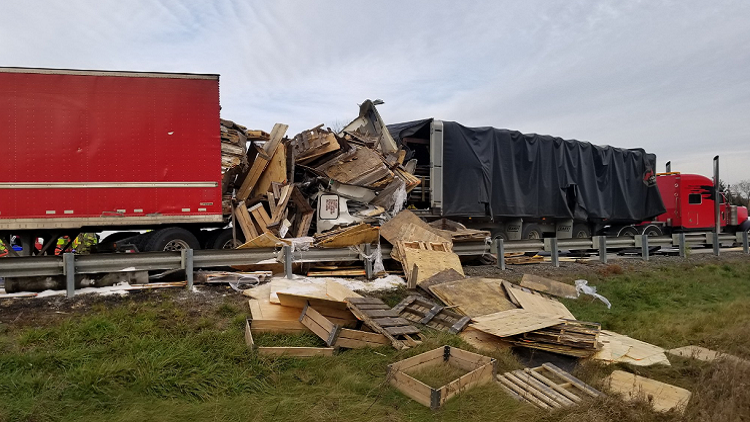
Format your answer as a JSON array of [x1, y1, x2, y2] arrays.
[[503, 282, 576, 319], [520, 274, 578, 299], [313, 223, 379, 248], [497, 363, 603, 409], [604, 370, 691, 413], [300, 303, 390, 349], [387, 346, 496, 409], [428, 277, 517, 317]]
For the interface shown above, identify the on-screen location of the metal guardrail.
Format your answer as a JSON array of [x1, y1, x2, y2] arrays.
[[1, 231, 748, 298]]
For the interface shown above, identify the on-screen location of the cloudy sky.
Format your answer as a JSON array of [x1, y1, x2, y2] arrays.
[[3, 1, 749, 183]]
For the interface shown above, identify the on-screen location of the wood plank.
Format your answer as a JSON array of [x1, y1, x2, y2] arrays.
[[459, 327, 511, 352], [384, 326, 421, 336], [388, 347, 445, 372], [510, 370, 575, 407], [263, 123, 289, 156], [257, 347, 334, 357], [334, 328, 390, 349], [388, 369, 433, 407], [496, 375, 552, 409], [315, 223, 380, 248], [248, 203, 273, 233], [268, 185, 292, 226], [372, 317, 412, 327], [380, 209, 451, 246], [520, 274, 578, 299], [255, 143, 287, 197], [470, 309, 563, 338], [429, 278, 517, 317], [299, 304, 338, 346], [605, 370, 691, 413], [235, 204, 259, 240], [237, 232, 289, 249], [541, 363, 603, 398], [237, 152, 271, 201], [503, 372, 562, 408], [524, 369, 582, 403], [402, 247, 464, 288], [441, 362, 494, 405], [504, 283, 576, 319]]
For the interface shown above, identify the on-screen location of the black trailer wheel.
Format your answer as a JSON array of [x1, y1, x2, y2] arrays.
[[571, 223, 591, 239], [490, 228, 508, 242], [143, 227, 200, 252], [522, 224, 543, 240], [616, 226, 639, 237], [204, 229, 245, 249]]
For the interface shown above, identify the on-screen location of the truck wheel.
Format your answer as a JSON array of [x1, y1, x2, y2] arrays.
[[205, 229, 245, 249], [522, 224, 543, 240], [571, 224, 591, 239], [640, 225, 663, 237], [490, 228, 508, 242], [143, 228, 200, 252], [616, 226, 639, 237]]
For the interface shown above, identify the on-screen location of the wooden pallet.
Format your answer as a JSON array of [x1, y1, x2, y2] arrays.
[[347, 297, 422, 349], [388, 346, 496, 409], [496, 363, 603, 410], [392, 295, 471, 334]]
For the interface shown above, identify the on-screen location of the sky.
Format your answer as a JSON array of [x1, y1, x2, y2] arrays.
[[2, 0, 750, 184]]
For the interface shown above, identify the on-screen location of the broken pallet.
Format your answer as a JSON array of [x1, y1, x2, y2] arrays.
[[347, 297, 422, 349], [496, 363, 603, 410], [392, 295, 470, 334]]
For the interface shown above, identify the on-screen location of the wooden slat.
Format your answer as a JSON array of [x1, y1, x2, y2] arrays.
[[384, 326, 421, 336], [496, 375, 552, 410], [235, 204, 259, 240], [299, 304, 338, 346]]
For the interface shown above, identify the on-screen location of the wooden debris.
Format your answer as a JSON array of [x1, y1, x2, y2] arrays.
[[314, 223, 379, 248], [198, 271, 273, 284], [306, 268, 367, 277], [459, 327, 511, 352], [254, 145, 287, 201], [300, 303, 390, 349], [401, 244, 464, 289], [347, 297, 422, 350], [428, 278, 517, 317], [248, 298, 307, 333], [520, 274, 578, 299], [417, 268, 465, 290], [668, 345, 749, 366], [245, 318, 334, 357], [428, 219, 490, 242], [236, 123, 288, 200], [604, 370, 691, 413], [503, 282, 576, 319], [234, 204, 259, 240], [471, 309, 563, 338], [506, 255, 544, 265], [392, 295, 471, 334], [379, 210, 451, 246], [267, 185, 314, 238], [497, 363, 603, 410], [237, 232, 289, 249], [387, 346, 496, 409], [592, 330, 670, 366], [291, 126, 341, 164]]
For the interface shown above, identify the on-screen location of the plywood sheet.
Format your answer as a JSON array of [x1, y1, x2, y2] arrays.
[[592, 330, 670, 366], [504, 282, 576, 319], [470, 309, 563, 338], [403, 248, 464, 289], [255, 143, 287, 197], [380, 209, 451, 245], [428, 277, 517, 317], [668, 345, 748, 366], [520, 274, 578, 299], [459, 326, 511, 352], [238, 232, 289, 249], [605, 370, 691, 413]]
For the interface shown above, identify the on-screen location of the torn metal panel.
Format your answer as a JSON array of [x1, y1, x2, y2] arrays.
[[341, 99, 398, 154]]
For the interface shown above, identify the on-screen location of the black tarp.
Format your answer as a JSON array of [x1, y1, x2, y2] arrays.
[[388, 119, 666, 222]]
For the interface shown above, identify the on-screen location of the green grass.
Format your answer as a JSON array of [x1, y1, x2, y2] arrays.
[[2, 260, 750, 421]]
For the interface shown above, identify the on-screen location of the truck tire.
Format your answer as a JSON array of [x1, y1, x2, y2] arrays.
[[490, 228, 508, 242], [143, 227, 200, 252], [616, 226, 639, 237], [571, 224, 591, 239], [522, 224, 543, 240], [640, 224, 663, 237], [205, 229, 245, 249]]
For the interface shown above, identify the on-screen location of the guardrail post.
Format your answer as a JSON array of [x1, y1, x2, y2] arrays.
[[640, 234, 649, 261], [364, 243, 373, 280], [678, 233, 687, 258], [283, 245, 293, 279], [743, 231, 749, 254], [713, 232, 720, 256], [550, 238, 559, 268], [181, 249, 194, 291], [63, 253, 75, 298], [596, 236, 607, 264], [495, 238, 505, 270]]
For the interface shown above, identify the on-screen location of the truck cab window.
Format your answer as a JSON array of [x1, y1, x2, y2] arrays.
[[688, 193, 702, 205]]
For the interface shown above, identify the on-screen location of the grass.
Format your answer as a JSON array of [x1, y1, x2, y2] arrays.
[[1, 260, 750, 421], [405, 362, 470, 388]]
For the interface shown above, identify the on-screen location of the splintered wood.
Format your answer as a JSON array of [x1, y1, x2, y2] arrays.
[[388, 346, 496, 409], [347, 297, 422, 350], [392, 295, 471, 334], [497, 363, 603, 410], [313, 223, 380, 248], [592, 330, 670, 366], [428, 219, 490, 242]]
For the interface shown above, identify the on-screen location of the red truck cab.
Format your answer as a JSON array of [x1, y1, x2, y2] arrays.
[[655, 173, 748, 231]]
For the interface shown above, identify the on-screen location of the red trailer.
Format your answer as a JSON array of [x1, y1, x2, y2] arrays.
[[0, 67, 227, 254]]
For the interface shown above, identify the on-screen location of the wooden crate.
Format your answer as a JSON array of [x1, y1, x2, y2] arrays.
[[496, 363, 603, 410], [299, 303, 390, 349], [244, 318, 334, 357], [387, 346, 496, 409]]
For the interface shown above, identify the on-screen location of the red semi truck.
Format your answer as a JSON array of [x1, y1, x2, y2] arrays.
[[0, 67, 230, 255]]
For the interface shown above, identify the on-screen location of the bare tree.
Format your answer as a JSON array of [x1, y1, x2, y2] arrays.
[[734, 179, 750, 207]]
